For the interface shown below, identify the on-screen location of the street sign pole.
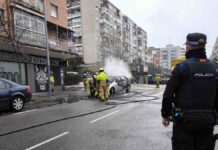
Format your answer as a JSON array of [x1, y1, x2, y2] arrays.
[[43, 0, 51, 97]]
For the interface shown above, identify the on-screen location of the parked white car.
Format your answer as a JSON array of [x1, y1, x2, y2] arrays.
[[108, 76, 131, 95]]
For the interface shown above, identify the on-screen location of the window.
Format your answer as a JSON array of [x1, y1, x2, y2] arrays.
[[14, 10, 46, 47], [5, 82, 11, 88], [0, 81, 5, 89], [51, 4, 58, 18], [15, 13, 23, 26], [0, 9, 4, 28], [37, 21, 45, 34]]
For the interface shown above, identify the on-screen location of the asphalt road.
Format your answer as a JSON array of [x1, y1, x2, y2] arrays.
[[0, 85, 218, 150]]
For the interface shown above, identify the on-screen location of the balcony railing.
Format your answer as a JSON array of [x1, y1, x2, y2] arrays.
[[48, 38, 70, 52], [68, 13, 81, 18], [69, 46, 83, 55], [12, 0, 44, 13], [67, 1, 80, 8], [68, 21, 81, 27], [15, 29, 46, 48]]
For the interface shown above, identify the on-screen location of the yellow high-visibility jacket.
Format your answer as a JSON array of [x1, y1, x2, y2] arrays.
[[96, 72, 108, 81], [50, 76, 55, 83], [155, 76, 160, 81]]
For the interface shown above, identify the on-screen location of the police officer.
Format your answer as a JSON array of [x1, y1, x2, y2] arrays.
[[161, 33, 218, 150]]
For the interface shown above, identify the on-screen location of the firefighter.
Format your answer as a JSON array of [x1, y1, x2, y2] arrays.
[[155, 74, 161, 88], [161, 33, 218, 150], [93, 72, 99, 98], [85, 74, 94, 98], [96, 68, 109, 101], [82, 73, 87, 90]]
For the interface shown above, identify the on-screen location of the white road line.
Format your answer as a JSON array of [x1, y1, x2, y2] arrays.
[[25, 132, 69, 150], [15, 109, 38, 115], [90, 110, 119, 124]]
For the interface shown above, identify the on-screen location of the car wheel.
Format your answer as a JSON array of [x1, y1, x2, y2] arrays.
[[11, 96, 24, 112], [126, 86, 130, 93]]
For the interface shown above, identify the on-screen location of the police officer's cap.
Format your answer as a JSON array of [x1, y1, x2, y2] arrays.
[[186, 33, 207, 46]]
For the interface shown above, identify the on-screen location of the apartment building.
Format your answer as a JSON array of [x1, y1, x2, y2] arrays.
[[159, 44, 182, 70], [146, 47, 160, 68], [210, 36, 218, 62], [0, 0, 76, 93], [67, 0, 147, 66], [180, 47, 186, 58]]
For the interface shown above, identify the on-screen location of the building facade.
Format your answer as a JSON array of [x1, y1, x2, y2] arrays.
[[67, 0, 147, 66], [180, 47, 186, 58], [210, 36, 218, 62], [0, 0, 76, 93], [159, 44, 182, 71]]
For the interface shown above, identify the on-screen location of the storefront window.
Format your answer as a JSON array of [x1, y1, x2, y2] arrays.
[[0, 61, 26, 85]]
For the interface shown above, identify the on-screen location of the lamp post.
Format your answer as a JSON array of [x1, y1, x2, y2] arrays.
[[43, 0, 51, 97]]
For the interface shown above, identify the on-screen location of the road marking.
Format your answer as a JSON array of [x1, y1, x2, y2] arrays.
[[15, 109, 38, 115], [25, 132, 69, 150], [90, 110, 119, 124]]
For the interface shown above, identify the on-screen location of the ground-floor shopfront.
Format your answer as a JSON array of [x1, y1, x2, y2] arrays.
[[0, 51, 63, 93]]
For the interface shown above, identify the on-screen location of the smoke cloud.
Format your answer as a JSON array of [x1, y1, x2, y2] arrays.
[[104, 57, 132, 78]]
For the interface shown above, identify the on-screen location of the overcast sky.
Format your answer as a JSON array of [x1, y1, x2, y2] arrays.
[[110, 0, 218, 56]]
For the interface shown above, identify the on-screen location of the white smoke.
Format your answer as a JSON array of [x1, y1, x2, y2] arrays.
[[104, 57, 132, 78]]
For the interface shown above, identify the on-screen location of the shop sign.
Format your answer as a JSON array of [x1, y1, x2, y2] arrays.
[[0, 51, 60, 66], [31, 56, 59, 66], [0, 51, 27, 63]]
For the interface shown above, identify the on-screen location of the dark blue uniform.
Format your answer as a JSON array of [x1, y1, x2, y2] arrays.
[[162, 55, 218, 149]]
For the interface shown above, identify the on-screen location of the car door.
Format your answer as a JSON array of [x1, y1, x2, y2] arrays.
[[0, 80, 11, 108], [116, 77, 123, 92]]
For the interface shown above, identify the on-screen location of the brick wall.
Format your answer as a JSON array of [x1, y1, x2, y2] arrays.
[[45, 0, 68, 28]]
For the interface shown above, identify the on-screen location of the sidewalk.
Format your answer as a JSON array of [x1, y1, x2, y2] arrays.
[[26, 82, 87, 110]]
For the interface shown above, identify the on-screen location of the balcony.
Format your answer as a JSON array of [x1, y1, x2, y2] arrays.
[[101, 13, 110, 21], [73, 32, 82, 37], [68, 13, 81, 19], [11, 0, 44, 14], [68, 22, 82, 27], [48, 38, 70, 52], [69, 46, 83, 56], [67, 1, 81, 9], [100, 28, 111, 37]]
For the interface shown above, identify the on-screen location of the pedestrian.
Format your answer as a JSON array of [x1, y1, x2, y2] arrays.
[[161, 33, 218, 150], [50, 72, 55, 96], [96, 68, 109, 101]]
